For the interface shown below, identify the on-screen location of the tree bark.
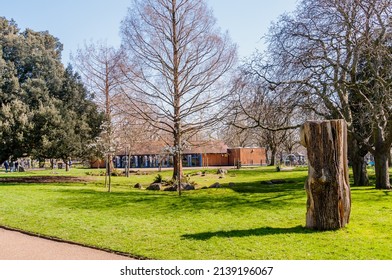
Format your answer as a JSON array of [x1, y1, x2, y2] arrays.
[[372, 125, 391, 189], [300, 120, 351, 230], [172, 132, 183, 196], [106, 154, 112, 192], [348, 135, 370, 186], [65, 161, 70, 172], [268, 147, 277, 166], [374, 150, 390, 189]]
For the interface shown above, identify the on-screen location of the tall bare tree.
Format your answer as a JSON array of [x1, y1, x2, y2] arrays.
[[72, 41, 124, 191], [120, 0, 237, 194]]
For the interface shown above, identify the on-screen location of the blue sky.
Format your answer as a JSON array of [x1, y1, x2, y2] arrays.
[[1, 0, 298, 64]]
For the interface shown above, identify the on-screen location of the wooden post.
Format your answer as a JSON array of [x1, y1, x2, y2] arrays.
[[300, 120, 351, 230]]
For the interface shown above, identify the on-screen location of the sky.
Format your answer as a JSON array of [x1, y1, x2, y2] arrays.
[[1, 0, 298, 65]]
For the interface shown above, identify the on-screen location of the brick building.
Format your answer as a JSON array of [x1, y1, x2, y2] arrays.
[[228, 147, 266, 166], [91, 140, 266, 168]]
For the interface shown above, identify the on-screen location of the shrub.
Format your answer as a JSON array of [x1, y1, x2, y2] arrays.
[[153, 173, 163, 183]]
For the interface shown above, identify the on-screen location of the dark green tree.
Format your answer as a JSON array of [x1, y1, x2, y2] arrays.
[[0, 17, 103, 165]]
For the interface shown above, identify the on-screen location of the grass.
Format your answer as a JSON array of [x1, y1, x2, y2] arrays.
[[0, 166, 391, 259]]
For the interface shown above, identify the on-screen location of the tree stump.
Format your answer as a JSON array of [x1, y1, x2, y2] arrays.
[[300, 120, 351, 230]]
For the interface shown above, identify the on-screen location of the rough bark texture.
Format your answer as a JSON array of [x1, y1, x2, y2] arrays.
[[348, 135, 370, 186], [300, 120, 351, 230], [374, 150, 391, 189]]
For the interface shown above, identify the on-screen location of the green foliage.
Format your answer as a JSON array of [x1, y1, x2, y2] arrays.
[[153, 173, 163, 183], [1, 167, 392, 260], [0, 17, 103, 163]]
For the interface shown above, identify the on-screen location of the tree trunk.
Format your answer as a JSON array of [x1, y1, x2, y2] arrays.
[[106, 154, 112, 192], [374, 150, 390, 189], [265, 147, 270, 165], [65, 161, 70, 172], [351, 157, 369, 186], [269, 148, 277, 166], [348, 135, 370, 186], [172, 128, 183, 196], [372, 124, 391, 189], [300, 120, 351, 230]]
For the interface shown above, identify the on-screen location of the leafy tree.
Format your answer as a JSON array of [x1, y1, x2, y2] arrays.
[[0, 17, 103, 165]]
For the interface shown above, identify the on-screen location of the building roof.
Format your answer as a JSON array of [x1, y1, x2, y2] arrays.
[[118, 140, 229, 155], [184, 140, 228, 154]]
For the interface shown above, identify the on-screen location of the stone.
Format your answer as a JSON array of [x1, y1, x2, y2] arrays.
[[217, 168, 227, 175], [163, 186, 177, 192], [146, 183, 161, 191], [134, 183, 142, 189], [208, 182, 221, 188], [183, 184, 195, 191]]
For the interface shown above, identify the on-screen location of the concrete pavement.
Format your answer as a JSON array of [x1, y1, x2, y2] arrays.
[[0, 228, 134, 260]]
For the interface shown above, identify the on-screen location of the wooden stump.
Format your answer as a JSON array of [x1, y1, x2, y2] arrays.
[[300, 120, 351, 230]]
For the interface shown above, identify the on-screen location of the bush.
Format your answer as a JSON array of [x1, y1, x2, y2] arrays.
[[153, 173, 163, 183]]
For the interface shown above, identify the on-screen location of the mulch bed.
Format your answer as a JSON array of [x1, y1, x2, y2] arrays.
[[0, 176, 88, 183]]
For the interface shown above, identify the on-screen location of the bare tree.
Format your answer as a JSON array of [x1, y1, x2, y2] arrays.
[[113, 93, 158, 176], [227, 61, 307, 166], [265, 0, 392, 189], [120, 0, 237, 195], [72, 41, 124, 191], [220, 124, 256, 148]]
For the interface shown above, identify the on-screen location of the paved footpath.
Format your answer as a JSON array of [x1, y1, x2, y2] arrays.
[[0, 228, 133, 260]]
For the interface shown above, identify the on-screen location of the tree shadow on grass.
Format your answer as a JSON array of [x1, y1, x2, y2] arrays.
[[226, 178, 307, 194], [51, 187, 304, 212], [182, 225, 313, 240]]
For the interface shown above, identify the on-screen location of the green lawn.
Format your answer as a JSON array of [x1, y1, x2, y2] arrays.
[[0, 166, 391, 260]]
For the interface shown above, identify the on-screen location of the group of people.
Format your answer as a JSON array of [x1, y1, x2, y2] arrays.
[[2, 160, 20, 172], [2, 159, 31, 172]]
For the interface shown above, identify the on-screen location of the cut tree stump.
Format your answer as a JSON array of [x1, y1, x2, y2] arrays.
[[300, 120, 351, 230]]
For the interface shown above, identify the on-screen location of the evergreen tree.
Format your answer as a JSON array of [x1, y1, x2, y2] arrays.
[[0, 17, 103, 165]]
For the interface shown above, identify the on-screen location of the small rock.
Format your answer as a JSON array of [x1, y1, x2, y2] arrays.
[[146, 183, 161, 191], [208, 182, 221, 188], [183, 184, 195, 191], [134, 183, 142, 189], [163, 186, 177, 192], [217, 168, 227, 175]]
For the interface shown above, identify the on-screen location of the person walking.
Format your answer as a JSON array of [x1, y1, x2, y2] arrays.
[[4, 160, 9, 172]]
